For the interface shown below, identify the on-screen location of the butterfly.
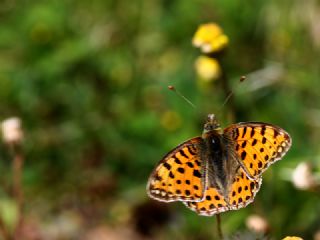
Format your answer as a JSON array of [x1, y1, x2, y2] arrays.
[[146, 114, 291, 216]]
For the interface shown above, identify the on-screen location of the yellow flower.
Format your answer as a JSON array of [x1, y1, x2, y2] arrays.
[[282, 237, 304, 240], [195, 56, 221, 81], [192, 23, 229, 53]]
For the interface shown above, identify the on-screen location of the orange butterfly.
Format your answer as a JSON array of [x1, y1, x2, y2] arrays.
[[147, 114, 291, 216]]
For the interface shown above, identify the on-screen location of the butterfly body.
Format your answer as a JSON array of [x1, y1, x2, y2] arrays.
[[202, 130, 237, 200], [147, 114, 291, 216]]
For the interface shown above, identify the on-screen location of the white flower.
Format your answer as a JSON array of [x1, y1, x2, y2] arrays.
[[246, 214, 269, 233], [292, 162, 316, 190], [1, 117, 23, 144]]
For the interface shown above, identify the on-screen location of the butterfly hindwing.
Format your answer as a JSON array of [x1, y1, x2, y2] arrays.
[[224, 123, 292, 179], [228, 167, 262, 210], [184, 167, 261, 216], [147, 137, 206, 202], [183, 187, 228, 216]]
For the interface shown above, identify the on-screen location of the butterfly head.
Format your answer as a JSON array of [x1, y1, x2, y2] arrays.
[[203, 114, 221, 134]]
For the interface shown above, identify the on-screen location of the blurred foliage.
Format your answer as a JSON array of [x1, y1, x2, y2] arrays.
[[0, 0, 319, 239]]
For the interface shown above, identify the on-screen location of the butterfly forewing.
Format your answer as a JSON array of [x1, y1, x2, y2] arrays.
[[147, 137, 207, 202], [224, 123, 292, 179]]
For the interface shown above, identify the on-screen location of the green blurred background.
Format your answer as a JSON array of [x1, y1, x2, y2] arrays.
[[0, 0, 319, 239]]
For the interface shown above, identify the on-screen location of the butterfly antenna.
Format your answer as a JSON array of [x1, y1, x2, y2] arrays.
[[168, 85, 196, 109], [219, 75, 246, 110]]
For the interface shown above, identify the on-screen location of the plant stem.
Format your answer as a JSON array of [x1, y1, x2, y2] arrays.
[[11, 145, 24, 240], [216, 213, 223, 240], [0, 217, 10, 240]]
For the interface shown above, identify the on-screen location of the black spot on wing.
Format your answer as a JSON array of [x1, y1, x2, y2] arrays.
[[241, 151, 246, 160], [173, 157, 182, 164], [163, 162, 171, 170], [242, 127, 247, 138], [179, 149, 188, 159], [193, 169, 201, 178], [252, 139, 257, 146], [186, 162, 194, 168], [250, 128, 255, 138], [188, 146, 197, 155]]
